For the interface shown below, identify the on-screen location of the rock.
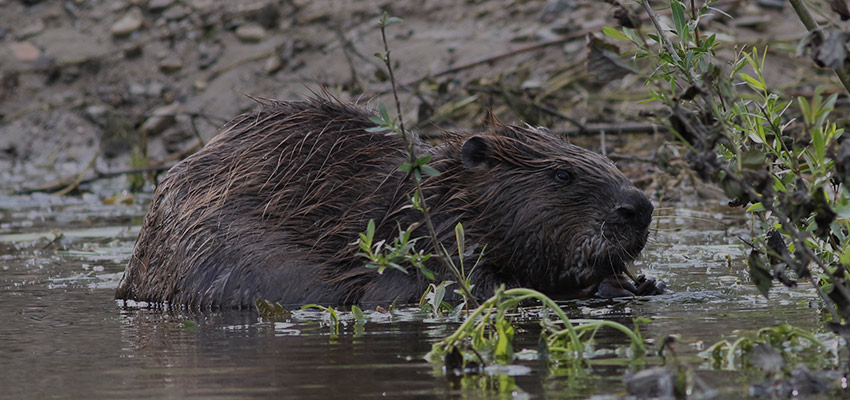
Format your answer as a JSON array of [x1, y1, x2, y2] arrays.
[[18, 19, 46, 39], [253, 3, 281, 29], [162, 5, 189, 21], [189, 0, 214, 10], [10, 42, 41, 62], [84, 105, 110, 127], [158, 55, 183, 73], [128, 82, 148, 99], [235, 23, 267, 42], [147, 82, 164, 98], [147, 0, 174, 12], [198, 41, 222, 69], [142, 103, 180, 135], [264, 54, 282, 74], [39, 28, 105, 66], [112, 7, 144, 37]]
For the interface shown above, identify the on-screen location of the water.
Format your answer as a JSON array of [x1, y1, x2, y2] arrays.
[[0, 186, 837, 399]]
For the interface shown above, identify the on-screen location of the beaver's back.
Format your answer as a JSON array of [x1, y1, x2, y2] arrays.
[[116, 99, 413, 307]]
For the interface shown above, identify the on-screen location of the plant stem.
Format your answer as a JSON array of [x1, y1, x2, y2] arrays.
[[378, 18, 480, 308], [788, 0, 850, 95]]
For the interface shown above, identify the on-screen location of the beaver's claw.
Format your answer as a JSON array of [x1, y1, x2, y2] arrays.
[[594, 274, 666, 298]]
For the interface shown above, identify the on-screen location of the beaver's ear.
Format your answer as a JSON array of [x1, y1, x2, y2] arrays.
[[461, 136, 491, 170]]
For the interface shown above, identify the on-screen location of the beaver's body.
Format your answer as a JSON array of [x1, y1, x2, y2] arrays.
[[115, 98, 655, 308]]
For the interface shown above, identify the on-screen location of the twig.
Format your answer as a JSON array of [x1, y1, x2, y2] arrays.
[[464, 85, 586, 131], [15, 164, 176, 195], [51, 152, 100, 196], [378, 14, 480, 308], [788, 0, 850, 95], [335, 29, 364, 92], [376, 24, 603, 94]]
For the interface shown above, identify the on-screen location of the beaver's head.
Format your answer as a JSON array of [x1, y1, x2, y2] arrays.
[[454, 124, 653, 296]]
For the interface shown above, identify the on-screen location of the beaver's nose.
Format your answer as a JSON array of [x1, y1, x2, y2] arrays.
[[613, 188, 653, 229]]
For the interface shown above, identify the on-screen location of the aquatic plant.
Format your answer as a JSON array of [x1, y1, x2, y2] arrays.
[[425, 286, 647, 370]]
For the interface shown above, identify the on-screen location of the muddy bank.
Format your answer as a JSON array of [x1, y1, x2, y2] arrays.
[[0, 0, 822, 197]]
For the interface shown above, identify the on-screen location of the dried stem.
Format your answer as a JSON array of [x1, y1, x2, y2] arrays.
[[788, 0, 850, 95]]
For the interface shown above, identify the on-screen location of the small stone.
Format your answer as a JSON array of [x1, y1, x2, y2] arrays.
[[254, 3, 281, 29], [198, 41, 222, 69], [147, 82, 164, 98], [142, 103, 180, 135], [128, 82, 148, 98], [10, 41, 41, 62], [235, 23, 267, 42], [189, 0, 214, 10], [84, 105, 110, 127], [147, 0, 174, 12], [264, 54, 282, 74], [158, 55, 183, 73], [18, 19, 46, 39], [111, 7, 144, 37], [122, 44, 143, 59], [193, 79, 207, 90], [162, 5, 189, 21]]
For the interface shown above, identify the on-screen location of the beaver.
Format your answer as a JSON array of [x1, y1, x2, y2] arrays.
[[115, 97, 661, 308]]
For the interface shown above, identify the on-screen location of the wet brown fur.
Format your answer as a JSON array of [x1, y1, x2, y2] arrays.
[[115, 98, 652, 308]]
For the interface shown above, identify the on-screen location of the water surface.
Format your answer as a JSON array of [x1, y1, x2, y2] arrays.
[[0, 188, 833, 399]]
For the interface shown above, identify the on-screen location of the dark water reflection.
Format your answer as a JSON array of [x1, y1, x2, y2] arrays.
[[0, 191, 835, 399]]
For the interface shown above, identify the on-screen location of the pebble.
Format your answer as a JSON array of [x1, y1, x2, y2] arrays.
[[158, 55, 183, 73], [10, 41, 41, 62], [111, 7, 144, 37], [142, 103, 180, 135], [84, 105, 110, 127], [162, 5, 189, 21], [189, 0, 214, 10], [18, 19, 46, 39], [264, 54, 282, 74], [147, 0, 174, 12], [198, 41, 222, 69], [235, 23, 267, 42]]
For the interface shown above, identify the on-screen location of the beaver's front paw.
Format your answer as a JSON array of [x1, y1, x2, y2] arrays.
[[595, 274, 666, 298]]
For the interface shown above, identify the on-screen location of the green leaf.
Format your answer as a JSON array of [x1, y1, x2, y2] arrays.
[[746, 202, 766, 212], [414, 154, 432, 166], [385, 16, 403, 25], [432, 283, 447, 312], [455, 222, 465, 261], [378, 103, 391, 122], [748, 250, 772, 299], [671, 0, 689, 45], [398, 162, 412, 172], [602, 26, 631, 42], [352, 305, 366, 322], [495, 319, 515, 362], [739, 73, 765, 92], [326, 306, 339, 324], [419, 265, 436, 281], [420, 164, 441, 177], [367, 219, 375, 239], [255, 299, 291, 321], [180, 320, 199, 330], [797, 96, 811, 126], [387, 262, 409, 274], [740, 149, 766, 170]]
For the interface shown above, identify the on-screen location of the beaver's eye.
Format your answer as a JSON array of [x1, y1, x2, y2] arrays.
[[554, 170, 571, 183]]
